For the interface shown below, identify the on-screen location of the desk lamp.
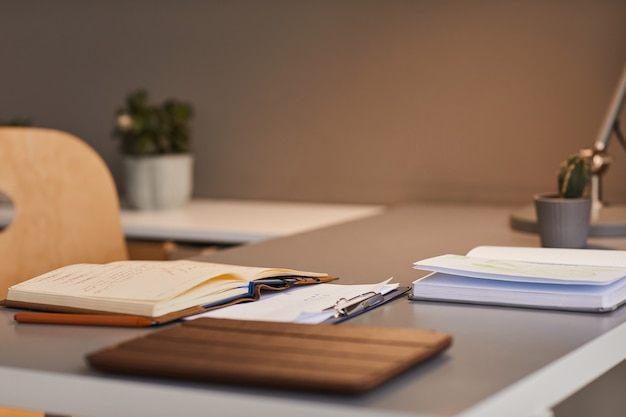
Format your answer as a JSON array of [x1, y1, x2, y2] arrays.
[[511, 64, 626, 236]]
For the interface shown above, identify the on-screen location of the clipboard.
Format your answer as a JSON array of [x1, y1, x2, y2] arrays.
[[324, 286, 410, 324]]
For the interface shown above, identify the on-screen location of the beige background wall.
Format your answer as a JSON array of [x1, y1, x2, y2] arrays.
[[1, 0, 625, 205]]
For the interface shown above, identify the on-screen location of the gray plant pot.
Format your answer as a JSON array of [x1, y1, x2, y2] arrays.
[[533, 193, 591, 248], [124, 154, 193, 210]]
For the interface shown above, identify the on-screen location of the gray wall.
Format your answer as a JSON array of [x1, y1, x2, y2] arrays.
[[2, 0, 626, 205]]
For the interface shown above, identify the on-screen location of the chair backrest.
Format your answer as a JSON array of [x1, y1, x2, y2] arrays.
[[0, 127, 128, 299]]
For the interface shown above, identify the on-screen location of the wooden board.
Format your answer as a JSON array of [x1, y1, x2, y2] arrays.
[[87, 317, 452, 395]]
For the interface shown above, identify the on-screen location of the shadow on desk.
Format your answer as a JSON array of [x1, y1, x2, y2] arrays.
[[126, 239, 229, 260]]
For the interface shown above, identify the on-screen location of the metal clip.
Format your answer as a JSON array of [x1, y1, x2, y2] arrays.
[[333, 291, 385, 318]]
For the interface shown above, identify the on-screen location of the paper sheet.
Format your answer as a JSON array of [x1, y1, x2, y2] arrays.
[[186, 279, 397, 324]]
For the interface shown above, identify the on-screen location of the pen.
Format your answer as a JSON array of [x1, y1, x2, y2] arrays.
[[14, 312, 155, 327]]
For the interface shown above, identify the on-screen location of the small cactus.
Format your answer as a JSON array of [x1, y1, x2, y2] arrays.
[[557, 153, 591, 198]]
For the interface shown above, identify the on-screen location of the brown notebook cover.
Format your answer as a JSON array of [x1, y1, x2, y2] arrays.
[[86, 317, 452, 394]]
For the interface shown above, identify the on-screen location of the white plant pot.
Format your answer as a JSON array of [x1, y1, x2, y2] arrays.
[[124, 154, 193, 210]]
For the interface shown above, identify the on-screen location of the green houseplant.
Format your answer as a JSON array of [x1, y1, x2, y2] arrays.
[[0, 118, 32, 127], [113, 89, 194, 211], [557, 153, 592, 199], [113, 89, 193, 155], [534, 152, 593, 248]]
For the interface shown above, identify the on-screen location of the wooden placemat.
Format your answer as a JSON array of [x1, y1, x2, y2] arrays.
[[86, 317, 452, 395]]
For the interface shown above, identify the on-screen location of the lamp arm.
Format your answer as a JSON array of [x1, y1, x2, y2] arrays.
[[614, 119, 626, 152], [593, 64, 626, 154]]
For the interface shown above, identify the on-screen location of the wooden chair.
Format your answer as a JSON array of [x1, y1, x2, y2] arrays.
[[0, 127, 128, 417], [0, 127, 128, 299]]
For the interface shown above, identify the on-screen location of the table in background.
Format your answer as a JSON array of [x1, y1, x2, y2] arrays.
[[120, 198, 385, 244], [2, 198, 385, 259], [2, 203, 626, 417]]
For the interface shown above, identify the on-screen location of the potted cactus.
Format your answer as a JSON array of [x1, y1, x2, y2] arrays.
[[113, 89, 194, 210], [534, 152, 592, 248]]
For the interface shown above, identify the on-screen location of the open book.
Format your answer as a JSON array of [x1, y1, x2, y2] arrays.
[[411, 246, 626, 313], [1, 260, 336, 323]]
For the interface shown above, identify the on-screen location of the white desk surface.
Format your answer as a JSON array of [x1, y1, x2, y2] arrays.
[[120, 198, 385, 243], [3, 203, 626, 417]]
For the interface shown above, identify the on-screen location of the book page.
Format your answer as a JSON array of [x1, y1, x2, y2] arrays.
[[413, 255, 626, 285], [8, 260, 268, 302], [467, 246, 626, 267]]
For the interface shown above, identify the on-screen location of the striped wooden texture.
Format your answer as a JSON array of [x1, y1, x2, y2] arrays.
[[87, 317, 452, 394]]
